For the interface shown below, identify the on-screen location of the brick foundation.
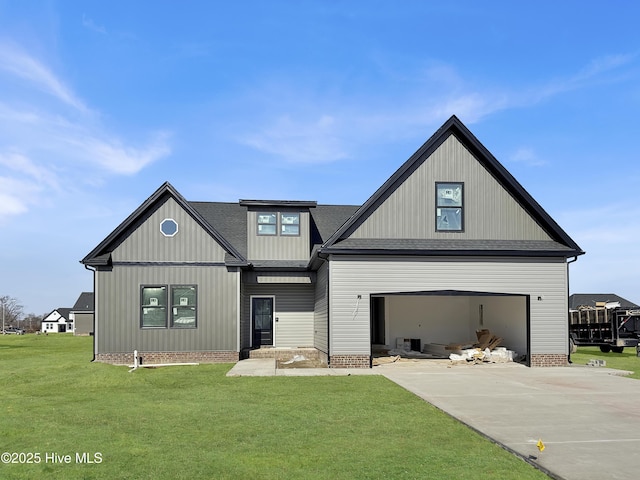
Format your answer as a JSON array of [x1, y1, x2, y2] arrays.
[[530, 353, 568, 367], [95, 351, 239, 365], [329, 354, 371, 368]]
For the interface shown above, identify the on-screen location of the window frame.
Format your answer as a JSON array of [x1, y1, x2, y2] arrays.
[[140, 284, 199, 329], [280, 212, 300, 236], [140, 285, 168, 328], [257, 212, 278, 236], [160, 218, 179, 237], [435, 182, 464, 232], [170, 285, 198, 329]]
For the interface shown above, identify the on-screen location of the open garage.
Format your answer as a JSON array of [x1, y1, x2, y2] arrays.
[[371, 290, 529, 364]]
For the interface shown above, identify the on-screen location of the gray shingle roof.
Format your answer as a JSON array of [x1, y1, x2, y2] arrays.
[[72, 292, 94, 311], [45, 308, 71, 321], [569, 294, 639, 310], [311, 205, 359, 245], [327, 238, 576, 255], [189, 201, 358, 260], [190, 201, 248, 258]]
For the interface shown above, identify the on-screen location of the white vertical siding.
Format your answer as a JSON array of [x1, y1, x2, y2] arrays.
[[329, 255, 567, 356], [243, 284, 315, 348]]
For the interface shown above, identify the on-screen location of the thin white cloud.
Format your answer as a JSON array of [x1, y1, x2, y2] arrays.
[[69, 132, 173, 175], [0, 151, 60, 189], [530, 53, 637, 103], [0, 42, 88, 112], [509, 147, 547, 167], [0, 103, 172, 175], [577, 53, 636, 81], [82, 14, 107, 35], [0, 176, 41, 220], [241, 114, 349, 164], [238, 52, 635, 165], [0, 42, 172, 222]]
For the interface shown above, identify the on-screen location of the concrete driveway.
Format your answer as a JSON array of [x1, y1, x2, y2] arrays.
[[378, 361, 640, 480]]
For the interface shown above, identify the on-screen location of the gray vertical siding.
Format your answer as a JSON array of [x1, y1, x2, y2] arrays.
[[246, 210, 311, 260], [73, 312, 93, 336], [95, 195, 240, 355], [242, 283, 315, 348], [313, 262, 329, 353], [350, 135, 553, 241], [95, 265, 239, 354], [115, 197, 227, 263], [240, 280, 249, 350], [329, 255, 568, 356]]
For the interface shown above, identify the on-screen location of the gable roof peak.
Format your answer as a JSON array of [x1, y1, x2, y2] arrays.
[[81, 181, 247, 266], [321, 115, 584, 256]]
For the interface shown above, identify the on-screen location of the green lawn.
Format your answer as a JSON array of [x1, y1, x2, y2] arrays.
[[0, 335, 550, 479], [571, 346, 640, 379]]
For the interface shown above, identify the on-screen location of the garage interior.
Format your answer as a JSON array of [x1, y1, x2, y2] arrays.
[[371, 290, 530, 365]]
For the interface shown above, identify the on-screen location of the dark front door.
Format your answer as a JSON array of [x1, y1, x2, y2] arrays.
[[252, 297, 274, 346]]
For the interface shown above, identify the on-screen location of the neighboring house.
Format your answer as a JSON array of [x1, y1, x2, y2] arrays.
[[569, 294, 639, 310], [81, 116, 584, 367], [71, 292, 95, 336], [41, 308, 73, 333]]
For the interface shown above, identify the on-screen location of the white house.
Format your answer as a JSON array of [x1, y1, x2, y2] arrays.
[[41, 308, 73, 333]]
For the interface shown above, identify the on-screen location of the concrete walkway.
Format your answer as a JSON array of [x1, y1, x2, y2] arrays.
[[226, 358, 378, 376], [227, 358, 640, 480]]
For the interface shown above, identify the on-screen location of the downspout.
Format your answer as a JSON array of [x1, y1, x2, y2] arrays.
[[566, 256, 578, 364], [84, 264, 97, 362], [317, 250, 331, 367]]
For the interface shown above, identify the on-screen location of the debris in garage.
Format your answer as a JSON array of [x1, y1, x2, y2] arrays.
[[420, 330, 504, 359], [374, 329, 516, 365], [475, 329, 503, 350], [449, 347, 516, 364], [422, 343, 470, 357]]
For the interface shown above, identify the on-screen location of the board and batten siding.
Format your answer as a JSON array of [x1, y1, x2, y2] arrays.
[[246, 210, 311, 261], [242, 283, 315, 348], [73, 312, 93, 336], [95, 265, 239, 354], [114, 197, 228, 263], [313, 262, 329, 354], [328, 255, 568, 356], [351, 135, 553, 241]]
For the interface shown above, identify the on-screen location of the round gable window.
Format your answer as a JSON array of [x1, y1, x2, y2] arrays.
[[160, 218, 178, 237]]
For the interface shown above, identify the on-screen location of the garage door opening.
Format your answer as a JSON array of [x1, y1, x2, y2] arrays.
[[371, 290, 530, 366]]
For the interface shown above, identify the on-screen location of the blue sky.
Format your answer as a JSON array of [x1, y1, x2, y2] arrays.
[[1, 1, 639, 315]]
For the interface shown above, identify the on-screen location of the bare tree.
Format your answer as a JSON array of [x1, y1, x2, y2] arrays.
[[22, 313, 43, 333], [1, 295, 24, 330]]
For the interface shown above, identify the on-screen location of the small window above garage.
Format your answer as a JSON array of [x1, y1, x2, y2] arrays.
[[436, 182, 463, 232]]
